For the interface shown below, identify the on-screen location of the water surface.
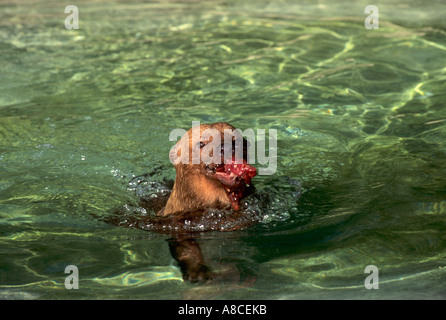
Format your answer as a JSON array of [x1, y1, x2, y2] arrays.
[[1, 0, 446, 299]]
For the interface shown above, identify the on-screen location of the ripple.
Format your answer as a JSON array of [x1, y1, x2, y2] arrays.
[[107, 175, 303, 234]]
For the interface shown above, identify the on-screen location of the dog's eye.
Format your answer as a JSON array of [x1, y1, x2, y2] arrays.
[[199, 142, 206, 149]]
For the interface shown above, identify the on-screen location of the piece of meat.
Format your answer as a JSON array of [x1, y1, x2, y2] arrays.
[[214, 159, 257, 210]]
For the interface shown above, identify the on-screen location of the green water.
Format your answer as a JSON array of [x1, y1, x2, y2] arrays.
[[1, 0, 446, 299]]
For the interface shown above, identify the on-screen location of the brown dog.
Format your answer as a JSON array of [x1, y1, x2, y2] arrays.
[[108, 122, 258, 282], [158, 122, 256, 217], [159, 122, 258, 282]]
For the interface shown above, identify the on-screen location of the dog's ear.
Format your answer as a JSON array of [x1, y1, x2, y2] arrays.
[[169, 133, 190, 166]]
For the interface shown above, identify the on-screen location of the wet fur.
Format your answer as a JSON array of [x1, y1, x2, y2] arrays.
[[159, 122, 248, 217]]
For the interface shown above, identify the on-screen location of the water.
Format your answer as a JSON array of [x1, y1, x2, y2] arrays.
[[1, 0, 446, 299]]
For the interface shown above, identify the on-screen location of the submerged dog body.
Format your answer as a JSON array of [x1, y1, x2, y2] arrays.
[[158, 122, 257, 217]]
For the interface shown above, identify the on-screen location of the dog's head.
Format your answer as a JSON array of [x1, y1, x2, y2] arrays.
[[169, 122, 256, 210]]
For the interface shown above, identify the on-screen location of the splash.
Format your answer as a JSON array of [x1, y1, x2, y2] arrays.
[[106, 174, 302, 234]]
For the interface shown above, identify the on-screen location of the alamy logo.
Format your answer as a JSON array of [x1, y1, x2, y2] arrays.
[[169, 121, 277, 175], [64, 265, 79, 289], [65, 5, 79, 30], [364, 5, 379, 29], [364, 265, 379, 289]]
